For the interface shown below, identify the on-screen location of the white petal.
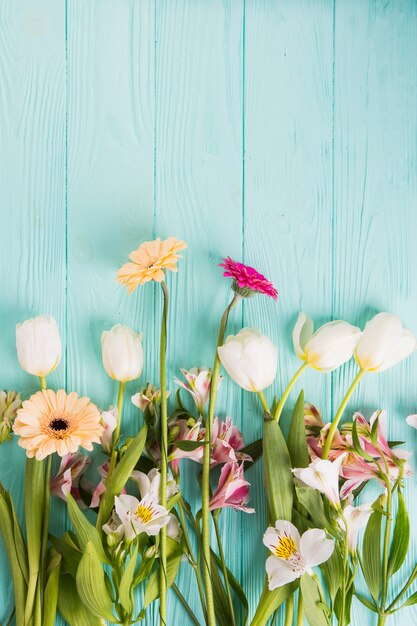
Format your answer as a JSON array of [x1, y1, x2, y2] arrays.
[[115, 494, 139, 521], [306, 321, 362, 371], [300, 529, 334, 567], [274, 520, 301, 548], [406, 414, 417, 429], [292, 313, 313, 360], [266, 555, 302, 589], [130, 471, 151, 500]]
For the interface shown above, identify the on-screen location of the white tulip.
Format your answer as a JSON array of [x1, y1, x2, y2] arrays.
[[293, 313, 361, 372], [16, 315, 62, 377], [101, 324, 144, 382], [355, 313, 416, 372], [218, 328, 277, 392], [263, 520, 334, 589]]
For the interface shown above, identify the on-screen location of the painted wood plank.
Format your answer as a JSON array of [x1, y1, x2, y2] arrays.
[[0, 0, 66, 622], [154, 0, 243, 622], [333, 2, 417, 624], [244, 0, 334, 620]]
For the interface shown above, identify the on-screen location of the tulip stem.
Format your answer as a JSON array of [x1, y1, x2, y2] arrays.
[[257, 391, 271, 415], [202, 293, 241, 626], [273, 363, 308, 422], [113, 381, 125, 447], [39, 376, 47, 390], [159, 281, 169, 626], [322, 368, 365, 459]]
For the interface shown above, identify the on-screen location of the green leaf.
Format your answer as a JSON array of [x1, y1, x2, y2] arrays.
[[211, 552, 234, 626], [24, 457, 45, 598], [300, 574, 330, 626], [263, 418, 293, 522], [362, 509, 382, 604], [388, 491, 410, 577], [76, 542, 116, 621], [240, 438, 263, 470], [287, 391, 309, 469], [50, 531, 82, 578], [212, 551, 249, 625], [133, 549, 156, 586], [399, 591, 417, 609], [0, 487, 27, 626], [67, 493, 109, 564], [2, 487, 28, 584], [97, 424, 148, 529], [250, 578, 297, 625], [352, 420, 375, 462], [355, 593, 378, 612], [174, 439, 206, 452], [119, 546, 138, 613], [43, 552, 62, 626], [295, 487, 333, 533], [320, 546, 343, 602], [143, 538, 182, 609], [58, 573, 103, 626]]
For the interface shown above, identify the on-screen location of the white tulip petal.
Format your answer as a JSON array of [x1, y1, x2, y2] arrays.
[[292, 313, 313, 360], [355, 313, 416, 372]]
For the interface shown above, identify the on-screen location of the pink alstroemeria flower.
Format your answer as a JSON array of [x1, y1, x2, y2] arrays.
[[50, 452, 90, 508], [340, 451, 412, 499], [211, 416, 252, 466], [220, 257, 278, 300], [168, 418, 205, 476], [100, 407, 117, 454], [90, 459, 110, 508], [131, 384, 171, 415], [209, 462, 255, 513], [174, 368, 213, 415]]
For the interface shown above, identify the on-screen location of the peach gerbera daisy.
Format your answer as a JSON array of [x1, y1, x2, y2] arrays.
[[13, 389, 103, 460], [116, 237, 187, 293]]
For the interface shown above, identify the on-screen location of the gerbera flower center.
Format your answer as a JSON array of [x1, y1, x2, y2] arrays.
[[50, 418, 69, 432], [135, 504, 154, 524], [275, 536, 297, 560]]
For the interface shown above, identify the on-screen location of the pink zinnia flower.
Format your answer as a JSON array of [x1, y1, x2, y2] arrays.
[[220, 257, 278, 300], [209, 462, 255, 513], [211, 416, 252, 466], [50, 452, 90, 508]]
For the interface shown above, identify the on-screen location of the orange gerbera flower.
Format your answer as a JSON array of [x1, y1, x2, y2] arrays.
[[13, 389, 103, 460], [116, 237, 187, 294]]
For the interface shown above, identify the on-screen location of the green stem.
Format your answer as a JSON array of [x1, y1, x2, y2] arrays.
[[40, 454, 52, 588], [257, 391, 271, 415], [273, 363, 308, 422], [212, 513, 235, 626], [296, 592, 304, 626], [39, 376, 47, 390], [202, 293, 241, 626], [172, 583, 201, 626], [113, 381, 126, 447], [159, 281, 169, 626], [377, 615, 387, 626], [322, 369, 365, 459], [178, 498, 207, 623], [338, 511, 350, 626], [381, 481, 393, 613], [284, 595, 294, 626], [387, 563, 417, 611]]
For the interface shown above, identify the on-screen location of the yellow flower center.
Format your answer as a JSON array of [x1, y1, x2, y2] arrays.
[[135, 504, 154, 524], [274, 536, 298, 560]]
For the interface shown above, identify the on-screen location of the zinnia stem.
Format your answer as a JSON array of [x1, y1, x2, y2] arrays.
[[273, 363, 308, 422], [202, 293, 241, 626], [159, 281, 169, 626], [322, 368, 365, 459]]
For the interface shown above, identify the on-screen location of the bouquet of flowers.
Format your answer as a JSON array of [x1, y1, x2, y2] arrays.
[[1, 236, 417, 626]]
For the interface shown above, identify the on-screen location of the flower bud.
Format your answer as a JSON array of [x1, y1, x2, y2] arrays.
[[16, 315, 62, 377], [218, 328, 277, 392], [101, 324, 144, 382]]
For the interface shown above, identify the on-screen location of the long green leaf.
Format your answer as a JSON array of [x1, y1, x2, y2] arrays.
[[250, 579, 297, 626], [263, 418, 293, 522], [300, 574, 330, 626], [97, 424, 148, 529], [355, 593, 378, 612], [58, 573, 103, 626], [143, 537, 182, 609], [24, 456, 45, 620], [212, 550, 249, 625], [2, 488, 28, 584], [287, 391, 309, 468], [362, 510, 382, 604], [50, 531, 82, 578], [398, 591, 417, 609], [43, 552, 61, 626], [320, 546, 343, 602], [0, 489, 27, 626], [295, 487, 333, 533], [210, 552, 233, 626], [76, 542, 116, 621], [388, 491, 410, 577], [119, 546, 138, 613], [67, 493, 109, 564]]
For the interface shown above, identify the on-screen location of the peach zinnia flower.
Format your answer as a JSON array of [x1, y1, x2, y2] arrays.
[[117, 237, 187, 293], [13, 389, 103, 460]]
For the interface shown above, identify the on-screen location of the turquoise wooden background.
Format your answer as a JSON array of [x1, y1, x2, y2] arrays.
[[1, 0, 417, 624]]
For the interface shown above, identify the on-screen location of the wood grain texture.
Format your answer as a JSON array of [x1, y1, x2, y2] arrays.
[[0, 0, 66, 622], [1, 1, 417, 624]]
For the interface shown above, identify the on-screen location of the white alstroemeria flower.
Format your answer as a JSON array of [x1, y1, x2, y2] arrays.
[[114, 493, 170, 541], [16, 315, 62, 377], [101, 324, 144, 382], [103, 509, 125, 543], [130, 468, 178, 502], [174, 367, 213, 415], [355, 313, 416, 372], [293, 313, 361, 372], [167, 513, 181, 541], [406, 414, 417, 430], [263, 520, 334, 589], [338, 502, 373, 553], [292, 455, 346, 509], [218, 328, 277, 392], [100, 407, 118, 454]]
